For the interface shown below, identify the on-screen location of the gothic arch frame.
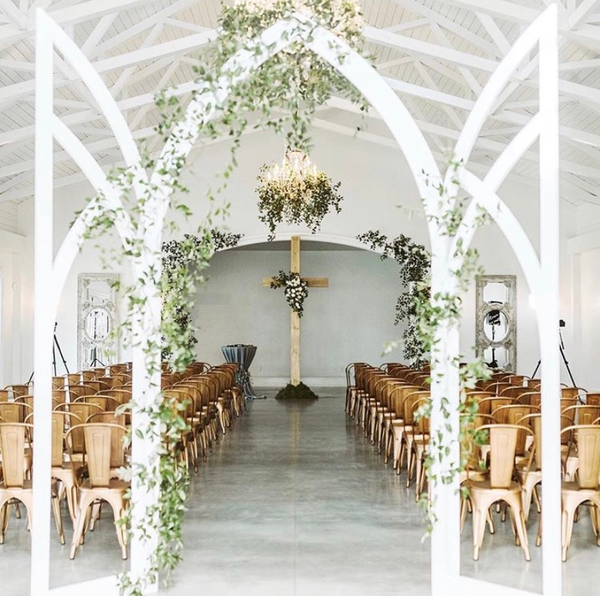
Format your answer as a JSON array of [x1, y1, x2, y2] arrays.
[[32, 6, 561, 596]]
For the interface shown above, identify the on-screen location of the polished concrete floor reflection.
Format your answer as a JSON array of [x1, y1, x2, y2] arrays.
[[1, 390, 598, 595]]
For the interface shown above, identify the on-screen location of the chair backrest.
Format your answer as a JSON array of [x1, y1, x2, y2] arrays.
[[493, 404, 539, 425], [585, 393, 600, 406], [515, 391, 541, 406], [0, 401, 33, 424], [52, 376, 66, 389], [66, 402, 104, 432], [87, 411, 131, 426], [49, 411, 82, 467], [499, 386, 530, 399], [403, 391, 430, 424], [163, 389, 195, 419], [0, 423, 32, 488], [74, 394, 120, 412], [518, 413, 542, 470], [388, 384, 418, 418], [477, 396, 515, 417], [80, 423, 128, 486], [561, 387, 586, 402], [5, 385, 30, 399], [477, 424, 533, 489], [14, 395, 34, 408], [563, 425, 600, 490], [95, 389, 132, 406], [563, 405, 600, 427], [411, 397, 431, 435]]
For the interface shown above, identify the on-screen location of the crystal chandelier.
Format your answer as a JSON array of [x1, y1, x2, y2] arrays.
[[257, 148, 343, 239], [263, 148, 317, 188]]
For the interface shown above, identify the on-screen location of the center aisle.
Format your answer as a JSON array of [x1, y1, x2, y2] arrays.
[[164, 389, 431, 596]]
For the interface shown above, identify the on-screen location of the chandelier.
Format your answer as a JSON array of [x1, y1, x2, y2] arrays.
[[257, 148, 343, 239]]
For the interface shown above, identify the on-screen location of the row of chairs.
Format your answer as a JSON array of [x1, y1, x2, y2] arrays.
[[0, 360, 246, 559], [345, 362, 600, 562]]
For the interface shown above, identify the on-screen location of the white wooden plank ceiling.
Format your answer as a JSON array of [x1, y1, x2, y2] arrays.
[[0, 0, 599, 206]]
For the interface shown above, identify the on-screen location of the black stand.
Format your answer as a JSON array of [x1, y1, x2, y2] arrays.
[[531, 330, 577, 387], [89, 347, 105, 368], [27, 322, 70, 383]]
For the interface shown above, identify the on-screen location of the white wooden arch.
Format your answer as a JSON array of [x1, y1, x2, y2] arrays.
[[32, 5, 560, 596]]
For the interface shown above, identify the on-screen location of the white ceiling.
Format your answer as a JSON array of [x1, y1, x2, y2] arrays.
[[1, 0, 600, 208]]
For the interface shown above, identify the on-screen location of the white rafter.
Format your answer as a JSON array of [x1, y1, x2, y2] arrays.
[[0, 0, 600, 213]]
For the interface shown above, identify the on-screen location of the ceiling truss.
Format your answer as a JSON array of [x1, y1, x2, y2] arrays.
[[0, 0, 599, 205]]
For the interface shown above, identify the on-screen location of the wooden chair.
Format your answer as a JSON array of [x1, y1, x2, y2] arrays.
[[403, 390, 430, 487], [561, 387, 587, 402], [67, 423, 129, 559], [560, 425, 600, 561], [0, 423, 64, 545], [163, 389, 199, 472], [516, 413, 542, 522], [409, 396, 431, 500], [95, 389, 132, 407], [585, 392, 600, 407], [467, 424, 533, 561], [73, 394, 120, 412], [0, 402, 33, 424], [4, 385, 30, 399]]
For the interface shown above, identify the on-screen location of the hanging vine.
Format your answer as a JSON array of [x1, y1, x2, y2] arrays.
[[411, 161, 493, 534], [356, 230, 430, 365], [75, 4, 372, 594], [161, 230, 243, 363]]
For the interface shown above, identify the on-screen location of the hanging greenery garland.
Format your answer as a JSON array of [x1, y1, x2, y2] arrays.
[[269, 270, 310, 316], [84, 3, 371, 592], [257, 149, 343, 239], [357, 230, 431, 365], [161, 230, 243, 364]]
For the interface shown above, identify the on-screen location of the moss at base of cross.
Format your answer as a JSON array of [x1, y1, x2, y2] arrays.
[[275, 382, 319, 399]]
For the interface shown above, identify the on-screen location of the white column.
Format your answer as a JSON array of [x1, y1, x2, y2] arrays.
[[538, 5, 562, 595], [31, 14, 54, 595]]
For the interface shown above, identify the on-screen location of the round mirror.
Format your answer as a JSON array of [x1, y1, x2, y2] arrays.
[[483, 309, 508, 342], [85, 308, 110, 340]]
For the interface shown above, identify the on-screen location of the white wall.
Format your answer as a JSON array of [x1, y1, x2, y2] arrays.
[[11, 125, 582, 387], [0, 229, 26, 387], [193, 244, 403, 385]]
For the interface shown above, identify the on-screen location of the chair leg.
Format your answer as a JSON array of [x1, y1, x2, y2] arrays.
[[71, 497, 90, 559], [472, 504, 488, 561], [51, 494, 65, 545]]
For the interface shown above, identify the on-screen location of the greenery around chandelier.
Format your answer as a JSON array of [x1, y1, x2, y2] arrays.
[[156, 0, 369, 175], [257, 149, 343, 240], [269, 270, 310, 316], [356, 230, 431, 365]]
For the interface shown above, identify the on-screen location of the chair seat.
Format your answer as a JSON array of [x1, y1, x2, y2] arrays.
[[79, 478, 129, 492]]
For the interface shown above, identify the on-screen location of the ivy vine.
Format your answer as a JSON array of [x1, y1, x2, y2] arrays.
[[161, 230, 243, 363], [79, 2, 370, 593], [411, 161, 493, 534], [356, 230, 430, 365]]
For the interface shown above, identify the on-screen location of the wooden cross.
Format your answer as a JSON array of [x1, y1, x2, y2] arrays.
[[263, 236, 329, 385]]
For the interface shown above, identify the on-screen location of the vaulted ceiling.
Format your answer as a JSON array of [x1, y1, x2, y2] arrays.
[[1, 0, 599, 208]]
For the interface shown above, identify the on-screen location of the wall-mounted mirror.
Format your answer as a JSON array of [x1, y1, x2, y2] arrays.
[[78, 273, 119, 370], [476, 275, 517, 373]]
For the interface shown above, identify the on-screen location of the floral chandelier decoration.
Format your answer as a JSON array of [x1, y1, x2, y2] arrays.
[[270, 270, 310, 316], [257, 148, 343, 239]]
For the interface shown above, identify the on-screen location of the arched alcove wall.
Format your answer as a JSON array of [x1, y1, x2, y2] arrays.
[[12, 125, 578, 385]]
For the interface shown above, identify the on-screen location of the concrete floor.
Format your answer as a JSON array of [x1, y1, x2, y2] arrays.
[[1, 389, 598, 595]]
